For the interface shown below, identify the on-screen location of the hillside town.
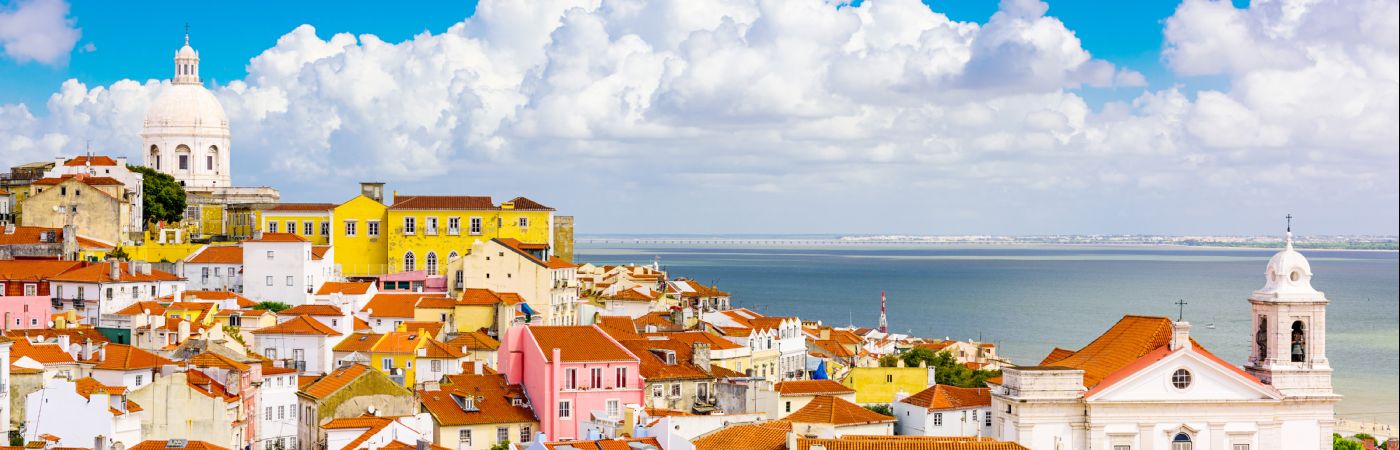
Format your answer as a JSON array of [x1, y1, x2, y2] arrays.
[[0, 30, 1382, 450]]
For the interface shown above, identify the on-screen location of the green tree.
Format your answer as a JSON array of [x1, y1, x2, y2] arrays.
[[253, 301, 292, 312], [898, 347, 1002, 389], [863, 404, 893, 416], [487, 442, 512, 450], [1334, 433, 1364, 450], [107, 246, 131, 260], [129, 165, 186, 225]]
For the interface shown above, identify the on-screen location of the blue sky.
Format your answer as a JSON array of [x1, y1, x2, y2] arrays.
[[0, 0, 1395, 235]]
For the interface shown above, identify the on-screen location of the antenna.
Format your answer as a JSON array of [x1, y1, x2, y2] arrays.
[[878, 291, 888, 334]]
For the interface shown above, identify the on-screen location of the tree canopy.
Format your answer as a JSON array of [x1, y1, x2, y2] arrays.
[[252, 301, 292, 313], [880, 347, 1002, 388], [128, 165, 186, 225]]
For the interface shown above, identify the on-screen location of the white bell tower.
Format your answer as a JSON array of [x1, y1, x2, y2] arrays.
[[1244, 215, 1335, 397]]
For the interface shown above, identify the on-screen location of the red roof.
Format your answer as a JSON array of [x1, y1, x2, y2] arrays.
[[251, 315, 342, 336], [783, 395, 894, 426], [244, 232, 307, 243], [900, 384, 991, 410], [390, 195, 494, 210], [48, 261, 182, 283], [63, 155, 119, 166], [267, 203, 337, 212], [527, 326, 638, 363], [316, 281, 374, 295], [187, 245, 243, 264], [504, 196, 554, 211], [90, 344, 175, 371]]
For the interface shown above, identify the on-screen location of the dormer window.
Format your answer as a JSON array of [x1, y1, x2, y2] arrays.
[[452, 394, 479, 412]]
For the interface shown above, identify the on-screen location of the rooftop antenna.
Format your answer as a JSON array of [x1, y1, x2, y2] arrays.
[[878, 291, 888, 334], [1175, 299, 1188, 322]]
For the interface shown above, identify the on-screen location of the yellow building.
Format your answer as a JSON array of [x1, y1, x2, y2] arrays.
[[368, 331, 431, 386], [164, 302, 219, 326], [842, 363, 935, 404], [260, 203, 336, 245], [419, 373, 539, 450], [22, 175, 133, 245], [333, 188, 391, 277]]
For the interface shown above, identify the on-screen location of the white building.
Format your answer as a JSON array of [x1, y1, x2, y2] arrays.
[[44, 155, 144, 233], [0, 336, 10, 433], [257, 365, 302, 450], [704, 308, 806, 381], [141, 33, 231, 190], [894, 384, 992, 437], [49, 261, 185, 325], [991, 230, 1338, 450], [250, 315, 342, 374], [242, 233, 335, 305], [24, 377, 144, 448], [184, 244, 244, 292], [454, 238, 579, 325]]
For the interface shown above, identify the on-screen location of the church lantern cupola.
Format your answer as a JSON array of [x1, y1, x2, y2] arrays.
[[1243, 216, 1337, 398]]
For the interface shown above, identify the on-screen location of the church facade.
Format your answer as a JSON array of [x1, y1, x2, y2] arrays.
[[991, 229, 1338, 450], [140, 33, 277, 238]]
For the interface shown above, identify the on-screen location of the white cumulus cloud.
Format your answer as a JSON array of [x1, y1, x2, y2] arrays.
[[0, 0, 81, 65]]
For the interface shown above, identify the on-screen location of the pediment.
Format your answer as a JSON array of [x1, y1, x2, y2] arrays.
[[1086, 347, 1282, 403]]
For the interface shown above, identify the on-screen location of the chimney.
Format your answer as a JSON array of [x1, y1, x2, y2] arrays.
[[3, 223, 13, 235], [93, 435, 107, 450], [178, 319, 191, 343], [111, 261, 122, 280], [140, 262, 151, 275], [97, 343, 107, 362], [83, 338, 94, 360], [360, 182, 385, 204], [415, 440, 428, 450], [691, 342, 711, 372], [128, 260, 138, 275], [473, 360, 484, 375], [926, 365, 937, 387], [423, 381, 440, 391], [1171, 321, 1192, 351]]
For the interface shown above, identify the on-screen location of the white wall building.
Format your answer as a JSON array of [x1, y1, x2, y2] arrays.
[[49, 261, 185, 325], [24, 377, 143, 448], [44, 155, 144, 233], [991, 230, 1338, 450], [141, 33, 231, 190], [242, 233, 334, 305], [894, 384, 993, 437], [183, 244, 244, 292], [454, 238, 579, 325], [257, 366, 302, 450], [250, 315, 342, 374]]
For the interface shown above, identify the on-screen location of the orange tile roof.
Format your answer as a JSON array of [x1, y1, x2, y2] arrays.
[[6, 327, 109, 344], [267, 203, 337, 212], [180, 290, 256, 307], [34, 174, 124, 186], [362, 293, 435, 318], [784, 395, 894, 426], [642, 332, 741, 351], [262, 361, 300, 375], [620, 339, 713, 381], [389, 195, 494, 210], [11, 339, 79, 366], [187, 369, 241, 403], [312, 246, 331, 260], [693, 420, 792, 450], [114, 301, 167, 316], [91, 344, 175, 371], [900, 384, 991, 411], [421, 339, 466, 359], [0, 260, 83, 280], [527, 326, 637, 363], [300, 363, 372, 399], [403, 321, 444, 337], [544, 257, 576, 269], [187, 351, 252, 371], [187, 245, 243, 264], [446, 331, 500, 351], [415, 296, 456, 309], [793, 436, 1028, 450], [281, 304, 346, 316], [813, 339, 856, 358], [420, 373, 538, 426], [458, 288, 504, 305], [49, 261, 182, 283], [775, 379, 856, 396], [316, 281, 374, 295], [541, 438, 661, 450], [129, 440, 229, 450], [244, 232, 307, 243], [63, 155, 119, 166], [74, 377, 127, 397], [251, 315, 343, 336], [334, 332, 384, 353], [504, 196, 553, 211], [370, 332, 428, 354], [596, 315, 642, 341], [353, 316, 371, 331], [1035, 315, 1174, 388], [605, 287, 661, 302], [1038, 348, 1074, 366]]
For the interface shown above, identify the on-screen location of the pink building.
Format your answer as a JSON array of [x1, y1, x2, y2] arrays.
[[500, 324, 643, 441], [376, 270, 447, 293], [0, 296, 53, 330]]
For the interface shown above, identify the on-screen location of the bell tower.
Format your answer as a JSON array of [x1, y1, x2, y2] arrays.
[[1244, 216, 1335, 397]]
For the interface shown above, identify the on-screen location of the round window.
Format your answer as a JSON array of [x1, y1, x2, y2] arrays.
[[1171, 368, 1192, 389], [1290, 270, 1301, 282]]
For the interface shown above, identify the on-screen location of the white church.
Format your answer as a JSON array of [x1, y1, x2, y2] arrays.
[[140, 32, 277, 237], [991, 228, 1338, 450]]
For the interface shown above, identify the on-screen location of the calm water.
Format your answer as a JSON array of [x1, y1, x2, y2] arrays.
[[576, 243, 1400, 425]]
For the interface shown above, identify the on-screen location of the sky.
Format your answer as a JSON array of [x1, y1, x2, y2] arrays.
[[0, 0, 1396, 236]]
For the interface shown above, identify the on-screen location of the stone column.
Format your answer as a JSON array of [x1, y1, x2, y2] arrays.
[[1209, 422, 1225, 450], [1139, 423, 1156, 450], [1257, 421, 1281, 450]]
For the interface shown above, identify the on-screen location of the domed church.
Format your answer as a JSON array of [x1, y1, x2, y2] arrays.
[[138, 32, 278, 239]]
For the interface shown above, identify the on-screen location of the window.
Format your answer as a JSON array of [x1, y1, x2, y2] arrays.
[[403, 252, 416, 272], [458, 430, 472, 444], [207, 155, 214, 170], [985, 411, 992, 427], [179, 154, 189, 170], [286, 276, 294, 286], [1291, 321, 1307, 362], [670, 383, 681, 397], [266, 276, 273, 286], [653, 384, 663, 398], [285, 221, 296, 234], [278, 406, 285, 419], [470, 217, 482, 234], [616, 367, 628, 388], [591, 367, 603, 388], [303, 221, 313, 235], [520, 425, 532, 443], [135, 375, 144, 386], [382, 358, 393, 370], [558, 400, 572, 419], [1171, 433, 1193, 450], [426, 217, 438, 235], [265, 407, 273, 420], [784, 401, 791, 412], [1233, 445, 1250, 450], [697, 382, 709, 399], [431, 360, 442, 372], [267, 250, 275, 260], [266, 348, 277, 359], [426, 252, 438, 275], [518, 217, 528, 228], [448, 217, 460, 235], [344, 220, 358, 236], [564, 368, 577, 389], [1171, 368, 1192, 390], [320, 221, 330, 235], [268, 221, 278, 233], [23, 284, 36, 296], [606, 399, 620, 418], [367, 220, 380, 237], [496, 427, 508, 444], [886, 374, 894, 383], [1114, 446, 1132, 450], [403, 216, 416, 234], [933, 412, 943, 426]]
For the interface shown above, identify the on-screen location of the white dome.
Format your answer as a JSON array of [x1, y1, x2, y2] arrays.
[[144, 83, 228, 130], [177, 44, 197, 58], [1257, 232, 1319, 297]]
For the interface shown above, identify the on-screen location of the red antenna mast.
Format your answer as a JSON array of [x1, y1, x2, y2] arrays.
[[879, 291, 888, 333]]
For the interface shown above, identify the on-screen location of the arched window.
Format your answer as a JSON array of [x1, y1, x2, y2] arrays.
[[1171, 433, 1193, 450], [426, 251, 438, 275], [448, 250, 458, 261], [1291, 321, 1306, 362], [1256, 316, 1268, 360], [149, 145, 161, 170], [207, 145, 218, 172], [175, 145, 192, 171], [403, 251, 416, 272]]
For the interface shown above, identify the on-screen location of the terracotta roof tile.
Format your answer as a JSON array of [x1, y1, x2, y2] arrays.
[[281, 304, 346, 316], [244, 232, 307, 243], [129, 441, 229, 450], [49, 261, 182, 283], [403, 321, 444, 337], [12, 339, 76, 364], [300, 364, 371, 399], [187, 369, 241, 403], [900, 384, 991, 410], [251, 315, 343, 336], [63, 155, 119, 166], [505, 197, 554, 211], [187, 351, 252, 371], [458, 288, 503, 306], [90, 344, 175, 371], [794, 436, 1028, 450], [0, 260, 83, 280], [694, 420, 791, 450], [421, 339, 465, 359], [362, 293, 436, 318], [783, 395, 894, 426], [334, 332, 384, 353], [187, 245, 243, 264], [596, 316, 642, 341], [415, 297, 456, 309], [527, 326, 637, 363], [114, 301, 167, 316], [775, 380, 856, 396], [1035, 315, 1174, 388], [620, 339, 713, 381], [312, 246, 331, 260], [316, 282, 374, 295], [370, 332, 428, 354], [267, 203, 337, 212], [446, 331, 500, 351], [421, 373, 538, 426], [34, 174, 124, 186], [540, 437, 660, 450], [179, 290, 256, 307], [389, 195, 494, 210]]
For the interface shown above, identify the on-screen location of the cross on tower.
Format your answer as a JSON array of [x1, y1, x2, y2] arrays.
[[1175, 299, 1188, 322], [184, 23, 190, 45], [1286, 213, 1293, 232]]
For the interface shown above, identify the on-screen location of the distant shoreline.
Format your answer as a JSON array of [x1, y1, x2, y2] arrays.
[[576, 237, 1398, 251]]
